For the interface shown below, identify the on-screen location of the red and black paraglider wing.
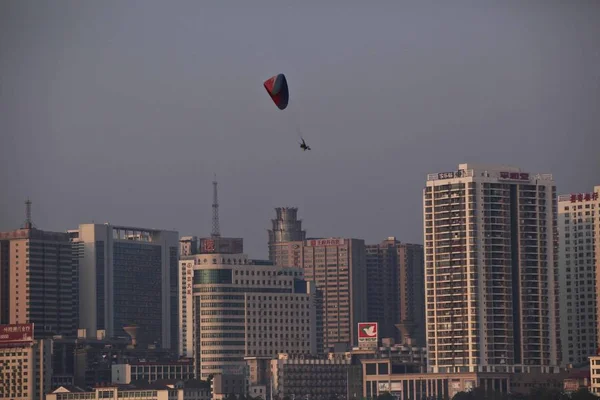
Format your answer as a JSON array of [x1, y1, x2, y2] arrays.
[[263, 74, 289, 110]]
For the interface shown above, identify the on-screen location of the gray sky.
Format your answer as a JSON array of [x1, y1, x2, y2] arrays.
[[1, 1, 599, 258]]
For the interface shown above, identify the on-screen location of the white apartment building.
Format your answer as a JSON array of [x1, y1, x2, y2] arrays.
[[179, 253, 318, 379], [424, 163, 559, 373], [558, 187, 599, 366]]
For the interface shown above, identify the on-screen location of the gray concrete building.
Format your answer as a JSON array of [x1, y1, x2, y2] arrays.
[[366, 238, 425, 346], [69, 224, 179, 349], [558, 186, 599, 366]]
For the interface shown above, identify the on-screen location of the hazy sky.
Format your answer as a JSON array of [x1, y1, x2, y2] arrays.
[[1, 1, 599, 258]]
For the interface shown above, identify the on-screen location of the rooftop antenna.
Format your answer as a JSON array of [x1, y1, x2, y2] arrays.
[[211, 174, 221, 238], [22, 198, 34, 229]]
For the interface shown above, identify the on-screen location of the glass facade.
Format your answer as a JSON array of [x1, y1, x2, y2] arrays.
[[194, 269, 232, 285], [96, 241, 105, 330], [113, 242, 163, 345], [169, 246, 178, 351]]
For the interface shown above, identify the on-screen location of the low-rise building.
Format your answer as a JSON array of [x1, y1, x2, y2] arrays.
[[46, 380, 210, 400], [589, 355, 600, 395], [51, 330, 178, 389], [111, 359, 194, 384], [361, 358, 511, 400], [0, 323, 52, 400], [211, 373, 246, 400], [563, 369, 590, 394], [271, 353, 353, 400]]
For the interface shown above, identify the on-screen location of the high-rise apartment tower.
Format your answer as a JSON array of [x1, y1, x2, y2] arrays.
[[0, 201, 76, 336], [424, 163, 559, 373], [558, 187, 599, 366], [366, 238, 425, 345]]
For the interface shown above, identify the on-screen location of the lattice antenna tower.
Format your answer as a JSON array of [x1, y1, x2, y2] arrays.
[[211, 174, 221, 238], [23, 198, 34, 229]]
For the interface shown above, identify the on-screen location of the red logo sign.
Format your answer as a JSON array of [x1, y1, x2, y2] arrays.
[[358, 323, 378, 338], [308, 239, 344, 247], [499, 172, 530, 181], [0, 324, 33, 345], [570, 193, 598, 203], [201, 239, 215, 253]]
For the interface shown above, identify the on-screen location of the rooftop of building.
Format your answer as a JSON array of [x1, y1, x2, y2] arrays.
[[0, 227, 70, 241], [69, 223, 179, 236], [426, 163, 554, 183], [121, 358, 193, 366], [558, 188, 600, 203]]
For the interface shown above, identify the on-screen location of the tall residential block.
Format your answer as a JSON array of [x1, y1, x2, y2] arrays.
[[268, 207, 306, 264], [424, 163, 559, 373], [269, 237, 367, 351], [366, 238, 425, 345], [0, 202, 76, 336], [69, 224, 179, 349], [179, 253, 318, 379], [558, 187, 599, 366]]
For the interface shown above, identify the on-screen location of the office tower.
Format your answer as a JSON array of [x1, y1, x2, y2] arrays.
[[179, 253, 318, 379], [0, 200, 76, 336], [424, 163, 559, 373], [366, 238, 425, 345], [180, 236, 198, 256], [69, 224, 179, 349], [269, 238, 367, 351], [268, 207, 306, 264], [558, 187, 599, 366]]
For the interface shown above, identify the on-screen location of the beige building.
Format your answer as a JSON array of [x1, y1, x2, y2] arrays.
[[0, 323, 52, 400], [111, 359, 194, 384], [558, 187, 600, 367], [46, 381, 211, 400], [424, 163, 559, 373], [362, 358, 511, 400], [0, 216, 76, 335], [270, 238, 367, 351], [271, 352, 353, 400], [366, 238, 425, 345], [589, 355, 600, 395], [179, 253, 318, 379]]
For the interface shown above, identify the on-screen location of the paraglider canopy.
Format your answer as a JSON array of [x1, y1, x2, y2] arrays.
[[263, 74, 289, 110]]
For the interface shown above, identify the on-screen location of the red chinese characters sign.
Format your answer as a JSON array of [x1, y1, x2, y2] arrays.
[[570, 192, 598, 203], [201, 239, 215, 253], [307, 238, 345, 247], [498, 172, 530, 181], [0, 323, 33, 344]]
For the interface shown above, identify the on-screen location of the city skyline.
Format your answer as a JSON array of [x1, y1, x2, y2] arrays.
[[1, 2, 599, 259]]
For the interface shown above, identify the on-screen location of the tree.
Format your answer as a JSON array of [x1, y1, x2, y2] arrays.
[[570, 388, 596, 400], [377, 392, 394, 400]]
